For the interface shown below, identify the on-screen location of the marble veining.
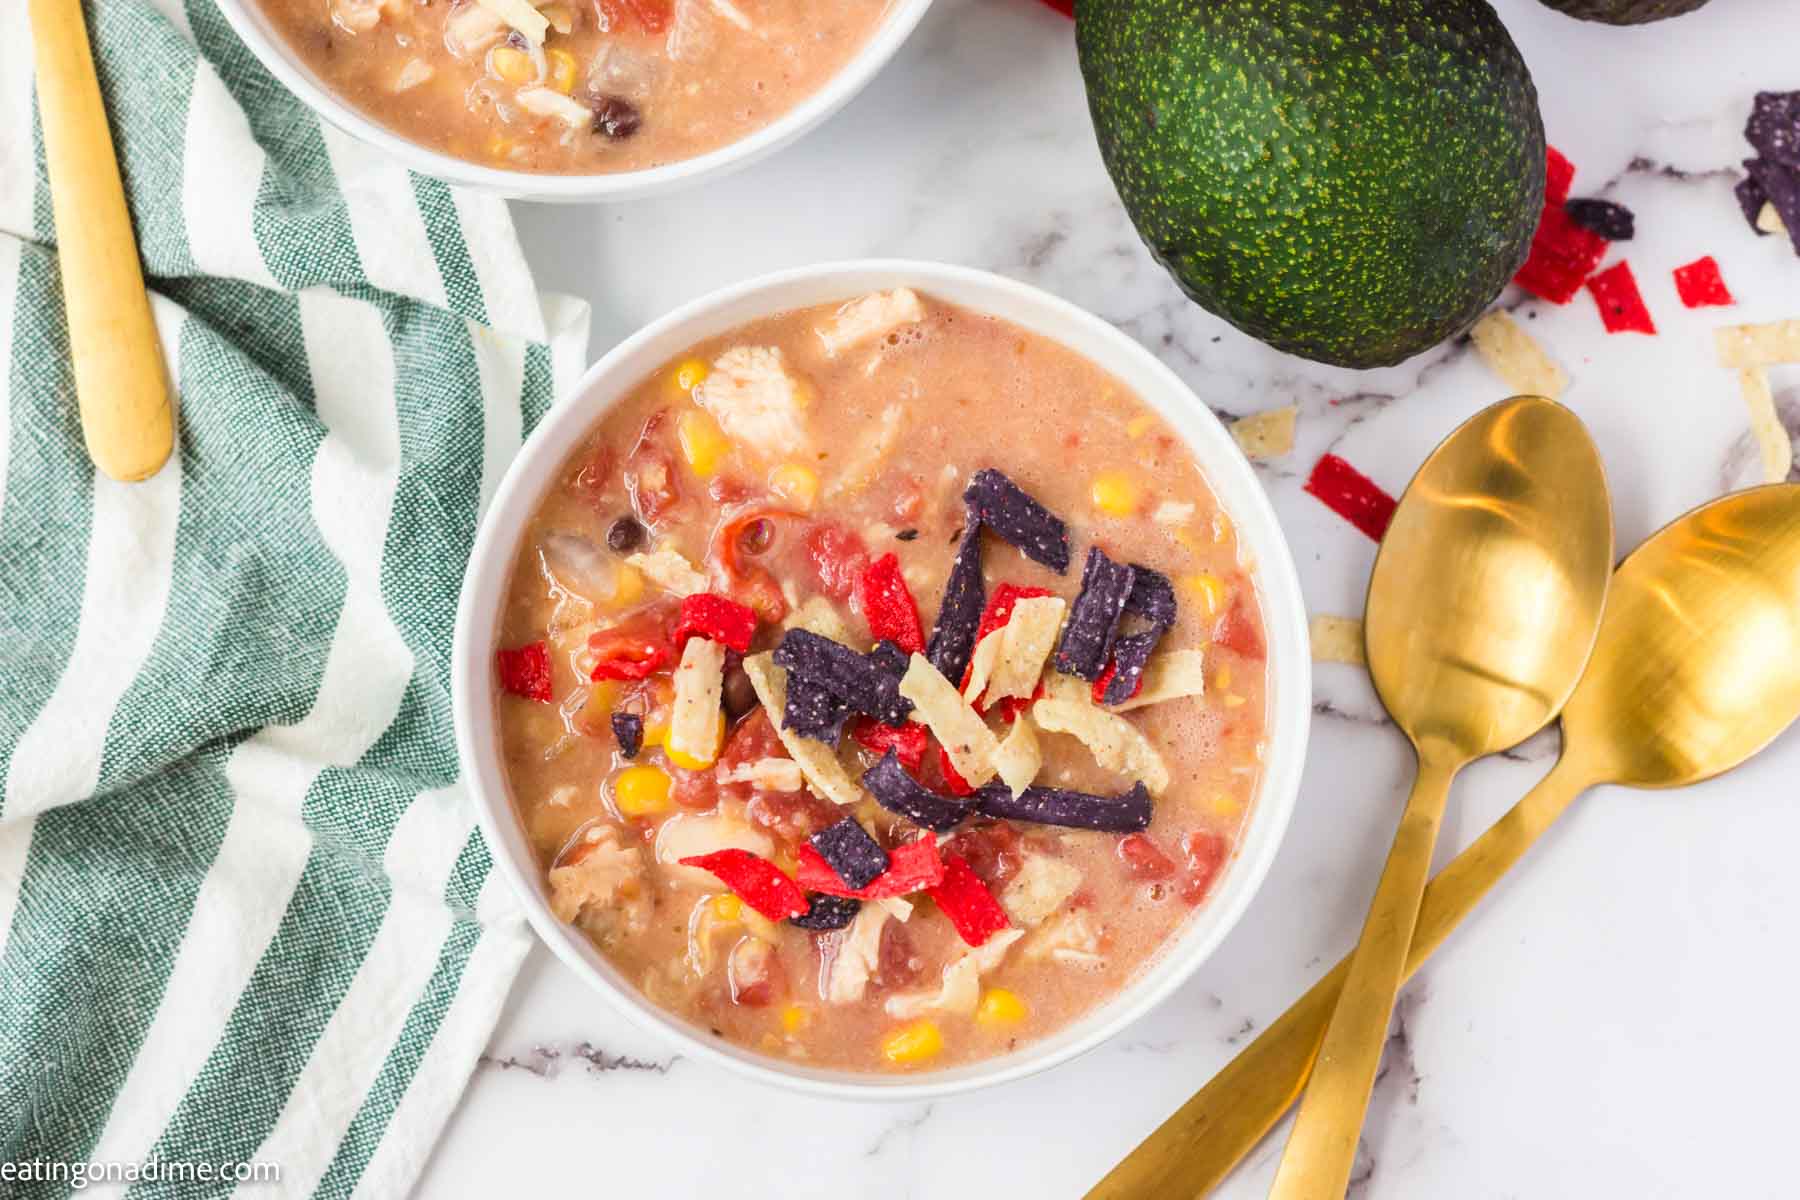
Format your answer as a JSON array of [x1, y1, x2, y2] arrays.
[[415, 0, 1800, 1195]]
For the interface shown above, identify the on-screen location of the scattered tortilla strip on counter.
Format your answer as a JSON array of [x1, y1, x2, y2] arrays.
[[992, 712, 1043, 797], [1309, 615, 1367, 666], [1716, 319, 1800, 368], [1032, 696, 1170, 795], [1108, 649, 1207, 712], [625, 546, 707, 597], [741, 652, 864, 807], [1470, 310, 1568, 399], [898, 654, 999, 788], [1758, 201, 1789, 236], [667, 638, 726, 766], [1229, 406, 1298, 459], [1740, 368, 1794, 483]]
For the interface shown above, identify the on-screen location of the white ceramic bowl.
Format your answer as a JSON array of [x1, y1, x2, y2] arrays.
[[453, 261, 1312, 1099], [214, 0, 936, 202]]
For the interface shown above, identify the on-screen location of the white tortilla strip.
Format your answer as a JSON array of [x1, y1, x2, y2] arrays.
[[883, 929, 1022, 1019], [1716, 320, 1800, 368], [1758, 201, 1788, 236], [1000, 854, 1081, 927], [875, 896, 914, 923], [992, 712, 1042, 797], [716, 757, 805, 793], [741, 653, 863, 807], [625, 546, 707, 597], [667, 638, 725, 765], [898, 654, 999, 788], [1470, 310, 1568, 400], [986, 596, 1066, 703], [783, 595, 857, 644], [474, 0, 547, 43], [1229, 406, 1298, 459], [961, 628, 1006, 706], [1309, 615, 1367, 666], [1740, 367, 1794, 484], [1032, 696, 1170, 795], [1109, 649, 1207, 713]]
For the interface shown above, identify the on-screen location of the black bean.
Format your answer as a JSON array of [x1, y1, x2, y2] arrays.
[[606, 516, 643, 553], [896, 528, 919, 542], [722, 666, 758, 719], [592, 96, 642, 141]]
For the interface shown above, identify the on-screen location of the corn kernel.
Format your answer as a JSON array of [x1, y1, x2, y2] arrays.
[[1126, 413, 1156, 439], [769, 464, 819, 511], [488, 45, 534, 87], [1214, 663, 1232, 691], [781, 1004, 812, 1034], [1223, 693, 1247, 708], [1090, 469, 1143, 517], [880, 1020, 944, 1065], [613, 765, 672, 817], [641, 721, 668, 749], [976, 988, 1029, 1027], [1208, 793, 1242, 819], [664, 710, 725, 770], [540, 2, 574, 33], [484, 134, 515, 161], [610, 564, 645, 608], [710, 894, 743, 922], [673, 357, 710, 393], [547, 49, 578, 94], [1183, 572, 1227, 617], [677, 408, 731, 479]]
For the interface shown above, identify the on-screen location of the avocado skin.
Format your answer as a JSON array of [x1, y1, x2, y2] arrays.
[[1077, 0, 1545, 369], [1537, 0, 1709, 23]]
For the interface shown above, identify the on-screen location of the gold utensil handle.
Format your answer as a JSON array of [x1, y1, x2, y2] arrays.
[[1086, 757, 1589, 1199], [30, 0, 173, 482]]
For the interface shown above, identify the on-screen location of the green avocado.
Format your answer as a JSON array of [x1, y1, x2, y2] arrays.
[[1076, 0, 1545, 368], [1536, 0, 1710, 23]]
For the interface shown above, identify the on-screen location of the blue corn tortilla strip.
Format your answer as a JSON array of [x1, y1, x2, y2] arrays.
[[809, 818, 890, 890], [1747, 90, 1800, 169], [1746, 157, 1800, 256], [790, 894, 861, 931], [1737, 171, 1771, 233], [867, 638, 909, 680], [1101, 630, 1162, 705], [964, 468, 1070, 572], [1124, 564, 1177, 630], [862, 750, 973, 833], [1564, 198, 1634, 241], [784, 677, 851, 743], [974, 780, 1152, 833], [611, 712, 644, 759], [926, 520, 986, 685], [774, 629, 914, 727], [1054, 546, 1136, 680]]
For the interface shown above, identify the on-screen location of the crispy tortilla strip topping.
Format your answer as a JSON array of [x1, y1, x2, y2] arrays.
[[898, 653, 1000, 788], [985, 595, 1066, 704], [694, 346, 812, 458], [784, 595, 858, 643], [1230, 406, 1298, 459], [862, 750, 973, 832], [1309, 614, 1367, 666], [1740, 367, 1794, 483], [474, 0, 547, 43], [962, 627, 1005, 707], [667, 637, 725, 766], [991, 712, 1042, 797], [1108, 649, 1207, 712], [883, 928, 1022, 1019], [1032, 696, 1170, 795], [1055, 547, 1135, 680], [773, 629, 913, 727], [964, 468, 1071, 573], [974, 779, 1153, 832], [1470, 310, 1569, 400], [625, 546, 707, 596], [926, 521, 986, 685], [716, 757, 806, 793], [816, 289, 926, 357], [741, 652, 864, 807], [1716, 320, 1800, 368], [1000, 854, 1082, 927]]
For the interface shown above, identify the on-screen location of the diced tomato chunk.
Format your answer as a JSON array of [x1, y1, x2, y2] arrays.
[[875, 921, 922, 988], [805, 523, 869, 601], [598, 0, 673, 33], [1179, 831, 1229, 905], [1213, 594, 1265, 661], [496, 641, 553, 703], [587, 629, 672, 681], [668, 765, 720, 812], [935, 745, 974, 797], [943, 821, 1023, 890], [1116, 833, 1177, 880], [851, 717, 928, 774]]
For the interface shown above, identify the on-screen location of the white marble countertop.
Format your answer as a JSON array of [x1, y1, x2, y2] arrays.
[[419, 2, 1800, 1194]]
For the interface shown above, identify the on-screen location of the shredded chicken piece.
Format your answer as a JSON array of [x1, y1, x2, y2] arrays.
[[884, 929, 1023, 1018], [516, 86, 593, 129], [694, 346, 812, 458], [816, 289, 925, 358], [716, 757, 806, 793], [444, 0, 509, 54], [825, 904, 892, 1005], [475, 0, 549, 43], [548, 825, 650, 938], [1000, 854, 1082, 927], [1024, 908, 1105, 969], [654, 812, 774, 887], [625, 546, 707, 596]]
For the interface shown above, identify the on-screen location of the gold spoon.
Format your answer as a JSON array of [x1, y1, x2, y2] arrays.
[[30, 0, 174, 481], [1269, 396, 1614, 1199], [1091, 482, 1800, 1200]]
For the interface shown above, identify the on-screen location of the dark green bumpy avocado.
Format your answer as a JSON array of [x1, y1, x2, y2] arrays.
[[1536, 0, 1710, 23], [1077, 0, 1545, 368]]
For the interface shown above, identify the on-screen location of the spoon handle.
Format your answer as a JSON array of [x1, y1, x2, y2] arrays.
[[1084, 756, 1590, 1200], [30, 0, 174, 482]]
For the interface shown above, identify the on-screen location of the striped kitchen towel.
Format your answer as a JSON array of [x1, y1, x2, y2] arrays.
[[0, 1, 587, 1196]]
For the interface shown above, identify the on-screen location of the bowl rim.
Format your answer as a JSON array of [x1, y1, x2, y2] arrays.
[[452, 259, 1312, 1099], [211, 0, 937, 202]]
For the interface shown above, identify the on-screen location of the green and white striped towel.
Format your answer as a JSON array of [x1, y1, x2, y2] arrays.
[[0, 1, 588, 1195]]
